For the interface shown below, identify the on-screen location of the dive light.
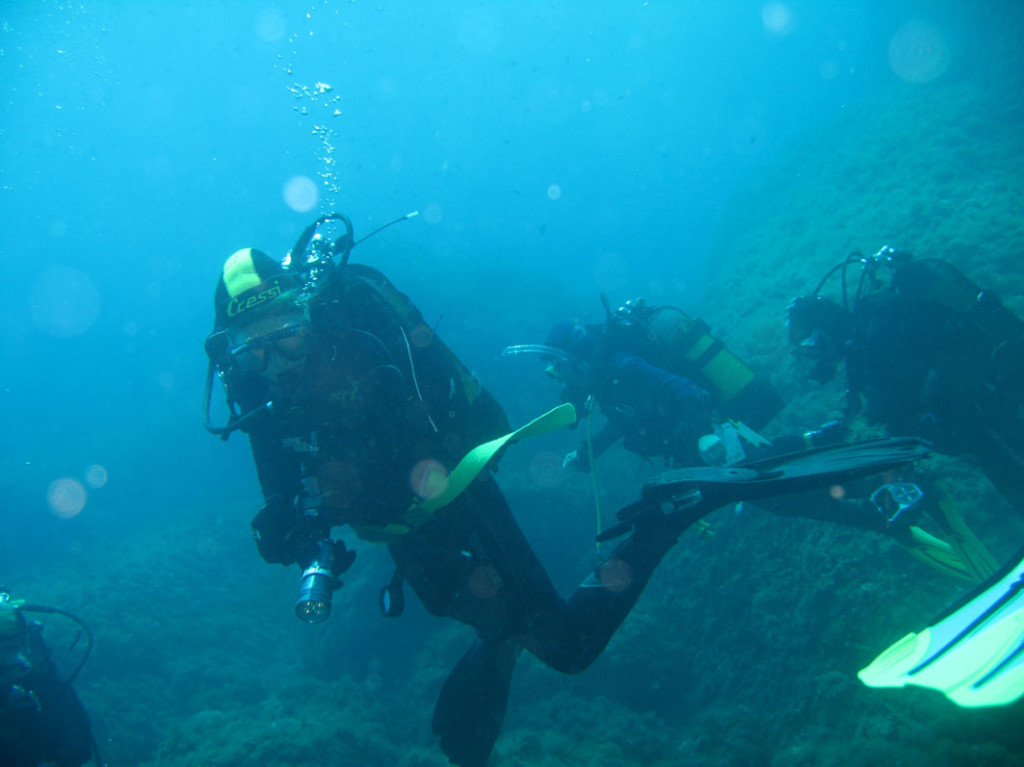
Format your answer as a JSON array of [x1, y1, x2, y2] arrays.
[[294, 540, 338, 624], [294, 538, 356, 624]]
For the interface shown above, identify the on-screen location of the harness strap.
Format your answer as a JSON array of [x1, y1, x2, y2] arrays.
[[354, 403, 577, 541]]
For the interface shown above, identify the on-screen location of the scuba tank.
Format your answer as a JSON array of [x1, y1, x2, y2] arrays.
[[602, 297, 784, 431]]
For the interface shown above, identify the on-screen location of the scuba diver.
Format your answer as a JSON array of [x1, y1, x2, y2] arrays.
[[782, 246, 1024, 580], [537, 318, 714, 469], [781, 248, 1024, 709], [511, 293, 1002, 583], [203, 214, 933, 766], [505, 297, 785, 472], [787, 245, 1024, 509], [0, 590, 96, 767]]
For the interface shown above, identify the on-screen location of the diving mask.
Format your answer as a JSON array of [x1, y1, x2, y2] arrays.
[[227, 312, 312, 375]]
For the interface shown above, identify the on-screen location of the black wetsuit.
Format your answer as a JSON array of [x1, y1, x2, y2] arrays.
[[844, 260, 1024, 509], [766, 259, 1024, 532], [0, 621, 93, 767], [231, 265, 684, 764]]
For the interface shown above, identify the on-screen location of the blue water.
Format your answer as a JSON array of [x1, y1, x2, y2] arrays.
[[2, 2, 1021, 765], [1, 0, 955, 513]]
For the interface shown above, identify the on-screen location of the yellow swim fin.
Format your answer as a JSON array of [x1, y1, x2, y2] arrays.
[[931, 488, 999, 582], [900, 526, 978, 582]]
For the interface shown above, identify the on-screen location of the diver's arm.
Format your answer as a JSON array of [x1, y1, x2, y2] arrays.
[[249, 428, 302, 501], [792, 386, 858, 451], [841, 342, 865, 424], [247, 432, 325, 566], [43, 685, 93, 766], [31, 629, 93, 767], [616, 354, 709, 411], [617, 354, 713, 436]]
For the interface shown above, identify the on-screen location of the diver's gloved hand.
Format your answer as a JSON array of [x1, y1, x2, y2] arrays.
[[562, 449, 589, 473], [251, 495, 329, 566], [560, 389, 591, 428], [251, 496, 295, 564], [698, 433, 727, 466], [321, 538, 357, 581]]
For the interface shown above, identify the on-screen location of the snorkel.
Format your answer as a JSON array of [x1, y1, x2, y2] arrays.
[[203, 210, 419, 438]]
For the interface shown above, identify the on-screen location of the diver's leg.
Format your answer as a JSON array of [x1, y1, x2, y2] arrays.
[[522, 508, 681, 673], [451, 476, 688, 674], [393, 474, 678, 672], [389, 477, 569, 767], [431, 634, 519, 767], [754, 486, 890, 532], [754, 483, 995, 581], [389, 475, 565, 640]]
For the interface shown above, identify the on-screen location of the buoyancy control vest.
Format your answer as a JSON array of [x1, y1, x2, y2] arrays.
[[880, 257, 1024, 434], [312, 262, 511, 453], [601, 298, 784, 431], [254, 261, 516, 542]]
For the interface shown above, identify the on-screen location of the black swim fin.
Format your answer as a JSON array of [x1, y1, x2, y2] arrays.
[[599, 437, 931, 542], [432, 636, 521, 767]]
